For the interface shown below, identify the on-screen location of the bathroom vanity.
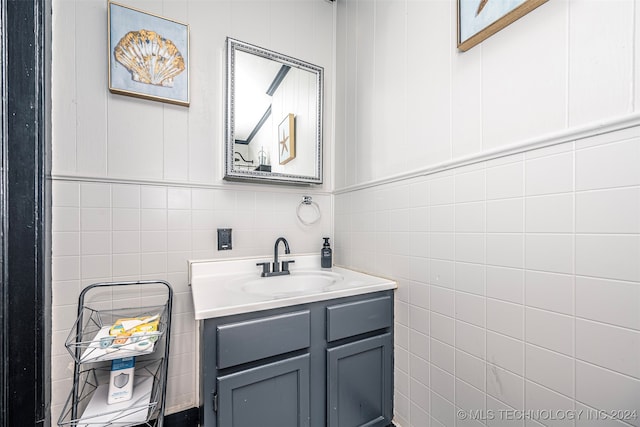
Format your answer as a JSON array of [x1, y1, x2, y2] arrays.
[[189, 255, 397, 427]]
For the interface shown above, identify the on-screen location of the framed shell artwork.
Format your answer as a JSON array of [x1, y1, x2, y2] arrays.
[[108, 2, 190, 106]]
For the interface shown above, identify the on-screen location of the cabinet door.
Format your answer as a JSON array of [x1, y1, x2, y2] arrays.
[[217, 354, 311, 427], [327, 333, 393, 427]]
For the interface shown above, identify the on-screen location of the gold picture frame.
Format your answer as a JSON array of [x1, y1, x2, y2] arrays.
[[278, 113, 296, 165], [108, 1, 190, 106], [457, 0, 548, 52]]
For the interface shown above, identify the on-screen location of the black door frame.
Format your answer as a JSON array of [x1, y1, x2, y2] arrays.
[[1, 0, 51, 425]]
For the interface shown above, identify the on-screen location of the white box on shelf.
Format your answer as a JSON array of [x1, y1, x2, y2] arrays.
[[80, 375, 154, 427], [108, 357, 135, 405]]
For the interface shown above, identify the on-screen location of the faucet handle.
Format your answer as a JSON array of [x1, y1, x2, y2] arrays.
[[281, 259, 295, 273], [256, 262, 271, 277]]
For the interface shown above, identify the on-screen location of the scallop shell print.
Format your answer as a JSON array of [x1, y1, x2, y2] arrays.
[[114, 29, 185, 87]]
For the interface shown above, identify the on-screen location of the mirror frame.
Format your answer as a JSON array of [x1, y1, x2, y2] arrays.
[[224, 38, 324, 185]]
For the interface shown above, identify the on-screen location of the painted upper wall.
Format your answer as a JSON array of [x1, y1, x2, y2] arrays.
[[52, 0, 334, 190], [334, 0, 639, 189]]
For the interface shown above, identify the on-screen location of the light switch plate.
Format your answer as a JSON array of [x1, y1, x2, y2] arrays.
[[217, 228, 232, 250]]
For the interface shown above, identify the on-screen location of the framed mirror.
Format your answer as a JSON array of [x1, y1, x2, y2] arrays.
[[224, 38, 324, 184]]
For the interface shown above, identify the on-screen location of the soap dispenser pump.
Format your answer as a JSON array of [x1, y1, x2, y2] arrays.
[[321, 237, 332, 268]]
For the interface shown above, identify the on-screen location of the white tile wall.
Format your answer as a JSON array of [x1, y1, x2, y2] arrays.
[[575, 276, 640, 330], [335, 128, 640, 427], [456, 350, 485, 392], [575, 319, 640, 379], [576, 362, 640, 427], [525, 381, 574, 427], [431, 338, 454, 375], [525, 345, 574, 398], [525, 271, 573, 315], [51, 181, 332, 419], [486, 331, 523, 376], [486, 363, 523, 411], [486, 266, 523, 305]]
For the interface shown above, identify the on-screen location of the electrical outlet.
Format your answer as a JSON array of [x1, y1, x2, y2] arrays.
[[217, 228, 232, 250]]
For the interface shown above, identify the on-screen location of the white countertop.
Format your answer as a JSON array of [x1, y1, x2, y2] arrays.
[[189, 254, 397, 319]]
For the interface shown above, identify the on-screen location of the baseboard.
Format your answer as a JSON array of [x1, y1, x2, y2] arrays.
[[149, 407, 394, 427], [164, 407, 200, 427], [133, 407, 200, 427]]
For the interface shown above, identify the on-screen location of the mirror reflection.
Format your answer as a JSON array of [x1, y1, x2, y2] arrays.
[[225, 38, 323, 184]]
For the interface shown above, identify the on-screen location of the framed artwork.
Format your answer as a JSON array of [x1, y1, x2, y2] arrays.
[[278, 114, 296, 165], [108, 1, 190, 106], [457, 0, 548, 51]]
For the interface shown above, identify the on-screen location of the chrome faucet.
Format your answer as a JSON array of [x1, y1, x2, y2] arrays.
[[256, 237, 295, 277]]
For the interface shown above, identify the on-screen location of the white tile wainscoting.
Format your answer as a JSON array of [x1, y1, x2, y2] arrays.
[[50, 182, 332, 421], [335, 125, 640, 427]]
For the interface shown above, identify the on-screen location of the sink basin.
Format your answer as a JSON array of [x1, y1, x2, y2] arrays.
[[232, 271, 344, 298], [189, 255, 397, 318]]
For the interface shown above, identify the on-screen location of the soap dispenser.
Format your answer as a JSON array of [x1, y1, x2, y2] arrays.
[[321, 237, 332, 268]]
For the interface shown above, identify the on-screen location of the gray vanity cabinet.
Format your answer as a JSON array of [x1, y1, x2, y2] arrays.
[[327, 334, 392, 427], [217, 354, 311, 427], [326, 296, 394, 427], [200, 290, 394, 427]]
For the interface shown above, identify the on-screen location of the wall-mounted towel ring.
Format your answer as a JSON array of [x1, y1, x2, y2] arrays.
[[296, 196, 321, 225]]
